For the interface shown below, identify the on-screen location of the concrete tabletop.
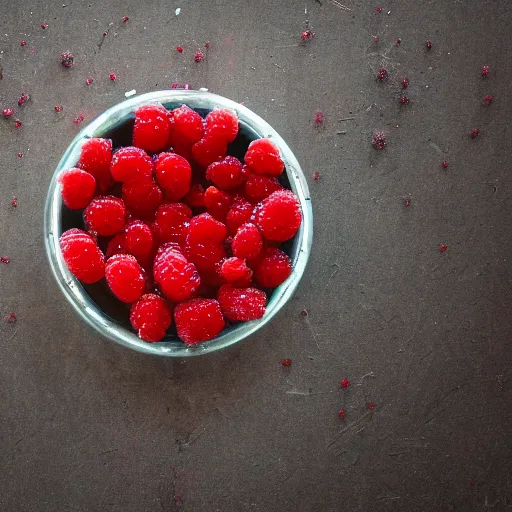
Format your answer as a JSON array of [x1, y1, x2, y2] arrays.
[[1, 1, 512, 510]]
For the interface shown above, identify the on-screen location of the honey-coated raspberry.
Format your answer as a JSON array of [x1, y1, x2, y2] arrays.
[[174, 298, 225, 344]]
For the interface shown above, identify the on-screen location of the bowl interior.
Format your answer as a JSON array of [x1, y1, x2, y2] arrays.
[[45, 91, 313, 357]]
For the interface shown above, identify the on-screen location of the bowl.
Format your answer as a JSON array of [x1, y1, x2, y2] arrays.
[[44, 90, 313, 357]]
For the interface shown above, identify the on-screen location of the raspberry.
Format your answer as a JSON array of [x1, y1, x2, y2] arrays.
[[122, 178, 163, 220], [206, 156, 247, 190], [124, 221, 154, 266], [253, 247, 292, 288], [58, 168, 96, 210], [153, 202, 191, 246], [59, 229, 105, 283], [184, 184, 206, 208], [169, 105, 205, 146], [220, 257, 252, 284], [226, 198, 254, 234], [130, 293, 172, 342], [133, 104, 171, 153], [204, 186, 231, 221], [154, 151, 174, 167], [110, 146, 153, 183], [174, 298, 225, 344], [60, 51, 74, 68], [106, 232, 126, 258], [252, 190, 301, 242], [83, 196, 126, 236], [185, 240, 226, 272], [244, 174, 283, 203], [192, 135, 227, 168], [155, 153, 192, 200], [188, 213, 228, 244], [244, 138, 284, 177], [153, 245, 200, 302], [232, 223, 263, 260], [205, 109, 239, 143], [218, 284, 266, 322], [105, 254, 146, 303], [77, 138, 113, 193]]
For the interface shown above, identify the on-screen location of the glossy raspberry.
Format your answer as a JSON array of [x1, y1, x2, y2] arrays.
[[106, 232, 126, 258], [133, 104, 171, 153], [184, 184, 206, 208], [244, 174, 283, 203], [77, 138, 113, 193], [83, 196, 126, 236], [59, 229, 105, 283], [174, 298, 224, 344], [153, 245, 200, 302], [130, 293, 172, 342], [220, 257, 252, 284], [226, 198, 254, 234], [185, 240, 226, 272], [124, 221, 154, 266], [254, 247, 292, 288], [170, 105, 205, 146], [188, 213, 228, 244], [218, 284, 266, 322], [206, 156, 247, 190], [252, 190, 301, 242], [153, 202, 192, 246], [204, 186, 231, 221], [60, 51, 74, 68], [205, 109, 239, 143], [122, 178, 163, 220], [110, 146, 153, 183], [232, 223, 263, 260], [192, 136, 227, 168], [105, 254, 145, 303], [58, 168, 96, 210], [155, 153, 192, 200], [244, 138, 284, 177]]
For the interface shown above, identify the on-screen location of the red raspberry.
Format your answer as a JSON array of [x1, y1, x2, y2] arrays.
[[77, 138, 113, 193], [174, 298, 225, 344], [253, 247, 292, 288], [124, 221, 154, 266], [206, 156, 247, 190], [244, 138, 284, 177], [192, 136, 227, 168], [153, 202, 191, 246], [184, 183, 206, 208], [220, 257, 252, 284], [188, 213, 228, 244], [59, 229, 105, 283], [106, 232, 126, 258], [130, 293, 172, 342], [110, 146, 153, 183], [205, 109, 239, 143], [204, 186, 232, 221], [155, 153, 192, 200], [154, 151, 174, 167], [58, 168, 96, 210], [244, 174, 283, 203], [252, 190, 301, 242], [83, 196, 126, 236], [133, 104, 171, 153], [122, 178, 163, 220], [105, 254, 146, 303], [226, 198, 254, 235], [169, 104, 205, 146], [153, 245, 200, 302], [185, 240, 226, 272], [232, 223, 263, 260], [218, 284, 266, 322]]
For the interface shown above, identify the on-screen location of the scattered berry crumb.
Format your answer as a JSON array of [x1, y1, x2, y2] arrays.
[[338, 409, 346, 420], [5, 312, 16, 324], [377, 67, 388, 82], [439, 244, 448, 253], [425, 40, 432, 50], [2, 108, 14, 118], [367, 402, 376, 410], [403, 198, 411, 208], [481, 65, 490, 78], [314, 111, 324, 125], [122, 16, 129, 22], [54, 105, 63, 112], [372, 131, 386, 150], [313, 171, 320, 181], [86, 77, 94, 85], [396, 37, 401, 45], [205, 41, 211, 48], [300, 310, 308, 317], [73, 113, 85, 125], [103, 31, 108, 37], [14, 120, 22, 128], [60, 51, 74, 68], [375, 7, 382, 12], [372, 35, 379, 43], [176, 45, 183, 53], [483, 95, 494, 105], [183, 84, 191, 90], [18, 92, 29, 106], [281, 359, 292, 367], [301, 29, 315, 41], [399, 96, 409, 104], [194, 51, 204, 62], [21, 40, 27, 47], [0, 257, 10, 264], [400, 77, 409, 89], [340, 379, 350, 388], [41, 23, 48, 29], [11, 197, 18, 208], [470, 128, 480, 139], [109, 72, 117, 81], [17, 153, 22, 158], [171, 82, 179, 89], [441, 160, 448, 169]]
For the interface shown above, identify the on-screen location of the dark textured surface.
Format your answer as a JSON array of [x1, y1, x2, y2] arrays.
[[1, 1, 512, 511]]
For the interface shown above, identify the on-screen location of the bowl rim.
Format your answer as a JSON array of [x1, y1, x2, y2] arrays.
[[44, 90, 313, 357]]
